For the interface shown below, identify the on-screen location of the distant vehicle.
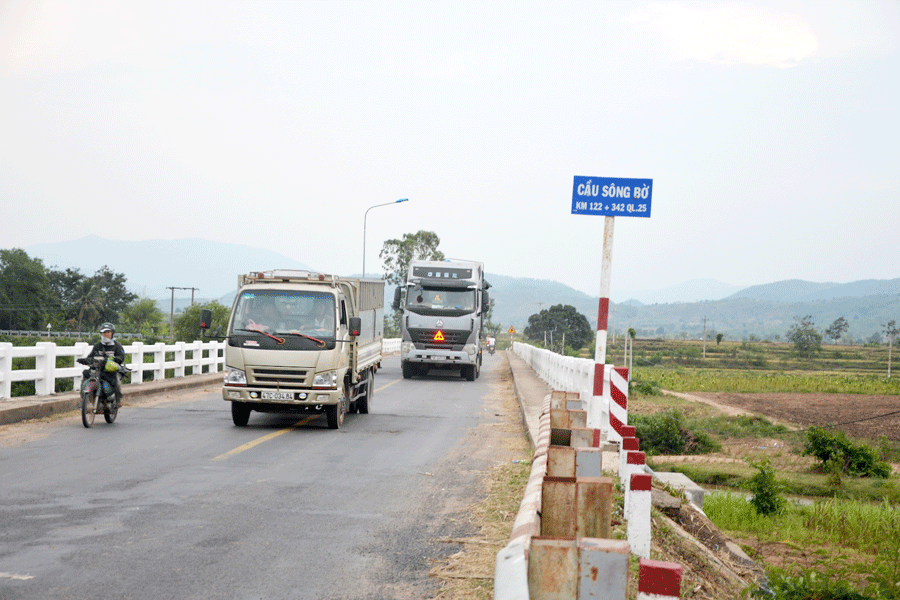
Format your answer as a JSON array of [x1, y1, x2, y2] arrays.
[[202, 270, 384, 429], [393, 259, 490, 381]]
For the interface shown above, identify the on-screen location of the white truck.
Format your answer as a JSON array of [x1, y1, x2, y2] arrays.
[[202, 270, 384, 429], [393, 259, 490, 381]]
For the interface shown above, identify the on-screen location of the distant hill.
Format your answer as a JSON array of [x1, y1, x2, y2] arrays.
[[728, 278, 900, 302], [19, 237, 899, 342]]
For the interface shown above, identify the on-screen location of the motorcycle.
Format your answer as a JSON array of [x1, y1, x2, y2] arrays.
[[77, 355, 128, 428]]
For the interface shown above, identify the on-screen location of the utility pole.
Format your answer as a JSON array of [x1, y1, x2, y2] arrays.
[[702, 316, 707, 359]]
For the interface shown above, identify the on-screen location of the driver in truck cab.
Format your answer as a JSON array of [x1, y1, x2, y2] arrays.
[[247, 298, 283, 332]]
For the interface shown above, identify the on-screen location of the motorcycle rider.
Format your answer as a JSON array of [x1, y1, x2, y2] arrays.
[[81, 323, 126, 408]]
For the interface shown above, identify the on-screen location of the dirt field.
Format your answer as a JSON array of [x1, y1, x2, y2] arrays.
[[680, 391, 900, 442]]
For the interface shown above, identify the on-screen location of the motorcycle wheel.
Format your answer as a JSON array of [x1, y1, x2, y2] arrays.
[[104, 398, 118, 424], [81, 388, 97, 428]]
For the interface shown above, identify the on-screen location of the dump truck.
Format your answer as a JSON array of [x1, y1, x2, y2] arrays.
[[202, 270, 384, 429]]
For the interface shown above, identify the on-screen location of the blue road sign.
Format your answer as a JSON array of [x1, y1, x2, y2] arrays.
[[571, 176, 653, 217]]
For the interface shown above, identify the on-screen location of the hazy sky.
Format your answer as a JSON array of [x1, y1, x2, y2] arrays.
[[2, 0, 898, 297]]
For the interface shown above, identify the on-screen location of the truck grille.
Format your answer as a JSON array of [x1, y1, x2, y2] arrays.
[[249, 366, 311, 389], [408, 328, 469, 351]]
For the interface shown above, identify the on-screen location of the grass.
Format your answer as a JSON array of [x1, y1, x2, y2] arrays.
[[620, 337, 900, 598]]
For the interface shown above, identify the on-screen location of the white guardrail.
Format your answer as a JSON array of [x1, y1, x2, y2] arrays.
[[512, 341, 594, 405], [1, 338, 403, 401]]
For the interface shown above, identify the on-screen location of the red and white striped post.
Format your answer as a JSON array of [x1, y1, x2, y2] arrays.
[[592, 216, 615, 433]]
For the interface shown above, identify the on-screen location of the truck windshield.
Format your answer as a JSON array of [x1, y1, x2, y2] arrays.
[[406, 287, 475, 316], [229, 290, 336, 346]]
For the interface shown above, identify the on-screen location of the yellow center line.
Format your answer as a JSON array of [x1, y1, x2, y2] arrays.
[[213, 417, 316, 461], [375, 378, 402, 393], [213, 377, 402, 461]]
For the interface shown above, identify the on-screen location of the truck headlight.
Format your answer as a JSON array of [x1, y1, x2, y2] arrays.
[[224, 367, 247, 386], [401, 342, 414, 354], [464, 344, 477, 357], [313, 370, 338, 389]]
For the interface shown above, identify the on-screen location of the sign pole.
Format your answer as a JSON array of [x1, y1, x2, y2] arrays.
[[592, 216, 614, 427], [571, 175, 652, 433]]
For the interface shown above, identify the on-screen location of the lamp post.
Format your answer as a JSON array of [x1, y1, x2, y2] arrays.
[[363, 198, 408, 277]]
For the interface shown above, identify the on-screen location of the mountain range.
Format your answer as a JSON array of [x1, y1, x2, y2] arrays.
[[21, 236, 900, 342]]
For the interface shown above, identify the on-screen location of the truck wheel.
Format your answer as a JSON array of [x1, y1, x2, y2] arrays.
[[463, 365, 476, 381], [232, 402, 251, 426], [358, 369, 373, 414], [325, 399, 345, 429], [402, 361, 414, 379]]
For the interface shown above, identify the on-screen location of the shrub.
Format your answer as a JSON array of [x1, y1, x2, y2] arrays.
[[803, 426, 892, 478], [631, 409, 719, 455], [747, 458, 786, 516]]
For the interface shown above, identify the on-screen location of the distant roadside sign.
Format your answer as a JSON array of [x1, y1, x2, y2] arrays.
[[571, 176, 653, 217]]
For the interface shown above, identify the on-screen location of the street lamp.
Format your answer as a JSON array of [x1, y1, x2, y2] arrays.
[[363, 198, 408, 277]]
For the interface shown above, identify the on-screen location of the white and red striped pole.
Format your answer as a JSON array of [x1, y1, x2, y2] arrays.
[[592, 216, 615, 431]]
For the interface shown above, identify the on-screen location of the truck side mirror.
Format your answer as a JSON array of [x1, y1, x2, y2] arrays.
[[200, 309, 212, 330], [482, 291, 490, 314], [349, 316, 361, 337], [392, 287, 402, 311]]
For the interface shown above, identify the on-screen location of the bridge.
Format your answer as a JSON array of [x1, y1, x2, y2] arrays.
[[0, 338, 723, 598]]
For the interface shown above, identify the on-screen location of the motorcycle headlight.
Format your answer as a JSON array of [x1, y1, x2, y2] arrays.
[[224, 367, 247, 386], [313, 370, 338, 389]]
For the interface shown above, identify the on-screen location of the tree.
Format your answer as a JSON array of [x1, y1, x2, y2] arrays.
[[0, 249, 51, 330], [379, 230, 444, 286], [72, 278, 105, 332], [121, 298, 165, 337], [174, 301, 230, 342], [787, 315, 822, 359], [91, 266, 137, 324], [716, 333, 724, 346], [824, 317, 849, 345], [884, 319, 899, 378], [524, 305, 593, 351], [380, 230, 444, 334]]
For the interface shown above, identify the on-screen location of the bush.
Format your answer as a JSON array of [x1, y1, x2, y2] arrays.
[[631, 409, 720, 456], [747, 459, 786, 516], [803, 426, 892, 478]]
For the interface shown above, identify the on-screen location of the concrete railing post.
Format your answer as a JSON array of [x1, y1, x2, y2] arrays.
[[638, 559, 682, 600], [628, 472, 653, 558]]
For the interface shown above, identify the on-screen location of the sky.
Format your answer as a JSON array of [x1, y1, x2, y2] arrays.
[[1, 0, 898, 298]]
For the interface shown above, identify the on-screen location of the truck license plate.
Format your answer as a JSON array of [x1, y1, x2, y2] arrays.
[[261, 392, 295, 400]]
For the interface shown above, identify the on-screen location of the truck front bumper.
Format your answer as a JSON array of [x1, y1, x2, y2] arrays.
[[222, 387, 340, 406], [401, 343, 478, 366]]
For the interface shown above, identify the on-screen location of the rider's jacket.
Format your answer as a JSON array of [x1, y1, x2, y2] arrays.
[[85, 339, 125, 384]]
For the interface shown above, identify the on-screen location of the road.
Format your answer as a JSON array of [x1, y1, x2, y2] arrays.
[[0, 354, 513, 600]]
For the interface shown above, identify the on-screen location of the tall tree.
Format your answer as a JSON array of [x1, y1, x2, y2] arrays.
[[73, 278, 105, 332], [824, 317, 849, 345], [524, 304, 593, 351], [379, 230, 444, 286], [122, 297, 165, 337], [0, 249, 51, 330], [92, 266, 137, 324], [47, 266, 85, 325], [787, 315, 822, 359]]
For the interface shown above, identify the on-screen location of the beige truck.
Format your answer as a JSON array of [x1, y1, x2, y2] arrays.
[[202, 270, 384, 429]]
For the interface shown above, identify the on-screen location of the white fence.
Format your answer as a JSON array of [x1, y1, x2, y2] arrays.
[[0, 341, 225, 400], [1, 338, 404, 400], [512, 341, 594, 403]]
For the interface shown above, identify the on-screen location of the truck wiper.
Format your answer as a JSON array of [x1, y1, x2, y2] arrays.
[[233, 328, 285, 344], [281, 332, 327, 348]]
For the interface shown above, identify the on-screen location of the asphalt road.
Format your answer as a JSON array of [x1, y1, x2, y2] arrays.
[[0, 354, 509, 600]]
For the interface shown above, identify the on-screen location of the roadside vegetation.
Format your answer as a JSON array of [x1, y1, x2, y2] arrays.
[[621, 337, 900, 599]]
